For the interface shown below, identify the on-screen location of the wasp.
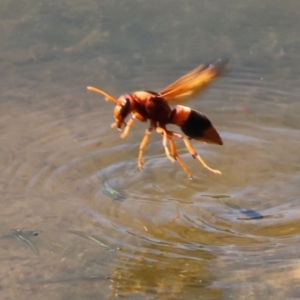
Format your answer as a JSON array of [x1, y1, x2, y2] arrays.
[[87, 58, 228, 178]]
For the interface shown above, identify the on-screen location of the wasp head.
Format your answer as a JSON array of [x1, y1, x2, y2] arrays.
[[114, 95, 131, 129], [86, 86, 135, 130], [113, 95, 134, 129]]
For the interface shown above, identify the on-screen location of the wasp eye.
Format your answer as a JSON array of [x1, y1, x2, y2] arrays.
[[119, 98, 130, 118]]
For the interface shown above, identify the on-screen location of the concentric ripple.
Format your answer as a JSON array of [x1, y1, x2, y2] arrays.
[[1, 63, 300, 298]]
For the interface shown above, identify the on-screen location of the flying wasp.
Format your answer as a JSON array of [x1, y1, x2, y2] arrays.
[[87, 58, 228, 178]]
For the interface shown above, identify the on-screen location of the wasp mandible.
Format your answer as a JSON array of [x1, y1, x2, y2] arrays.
[[87, 58, 228, 178]]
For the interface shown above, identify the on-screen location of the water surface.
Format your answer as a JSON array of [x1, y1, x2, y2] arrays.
[[0, 0, 300, 299]]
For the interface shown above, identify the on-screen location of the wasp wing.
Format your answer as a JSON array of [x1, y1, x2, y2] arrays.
[[159, 58, 228, 102]]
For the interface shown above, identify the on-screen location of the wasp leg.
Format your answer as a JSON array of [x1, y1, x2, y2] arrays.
[[168, 137, 192, 178], [121, 115, 136, 139], [156, 127, 175, 164], [167, 130, 222, 176], [182, 136, 222, 175], [138, 127, 152, 169]]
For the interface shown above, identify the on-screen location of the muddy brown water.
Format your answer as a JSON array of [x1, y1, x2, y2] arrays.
[[0, 0, 300, 299]]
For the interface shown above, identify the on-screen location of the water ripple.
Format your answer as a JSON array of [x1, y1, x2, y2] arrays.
[[1, 64, 300, 299]]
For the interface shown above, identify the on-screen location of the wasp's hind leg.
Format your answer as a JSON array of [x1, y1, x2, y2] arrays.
[[156, 127, 175, 164], [167, 130, 222, 176], [182, 136, 222, 175]]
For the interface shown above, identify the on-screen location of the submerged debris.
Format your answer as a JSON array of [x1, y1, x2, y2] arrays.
[[37, 274, 110, 284], [0, 229, 39, 255], [69, 230, 112, 250], [96, 171, 126, 201], [201, 194, 231, 199], [103, 181, 126, 201]]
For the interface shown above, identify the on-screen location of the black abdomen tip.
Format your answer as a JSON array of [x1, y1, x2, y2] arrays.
[[181, 110, 222, 145]]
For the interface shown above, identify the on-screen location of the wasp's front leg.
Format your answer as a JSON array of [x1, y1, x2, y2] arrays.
[[137, 127, 153, 169], [120, 114, 136, 139]]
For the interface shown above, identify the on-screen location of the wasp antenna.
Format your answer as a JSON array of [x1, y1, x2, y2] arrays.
[[87, 86, 119, 104]]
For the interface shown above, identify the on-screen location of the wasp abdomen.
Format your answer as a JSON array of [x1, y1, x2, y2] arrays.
[[179, 109, 223, 145]]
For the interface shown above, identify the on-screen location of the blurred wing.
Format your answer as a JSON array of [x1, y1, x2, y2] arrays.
[[159, 58, 228, 102]]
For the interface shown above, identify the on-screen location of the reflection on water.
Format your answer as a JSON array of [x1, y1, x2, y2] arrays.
[[1, 0, 300, 299]]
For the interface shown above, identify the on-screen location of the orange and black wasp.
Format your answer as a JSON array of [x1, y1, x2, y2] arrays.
[[87, 58, 228, 178]]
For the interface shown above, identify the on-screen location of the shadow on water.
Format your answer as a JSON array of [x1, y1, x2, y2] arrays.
[[0, 0, 300, 299]]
